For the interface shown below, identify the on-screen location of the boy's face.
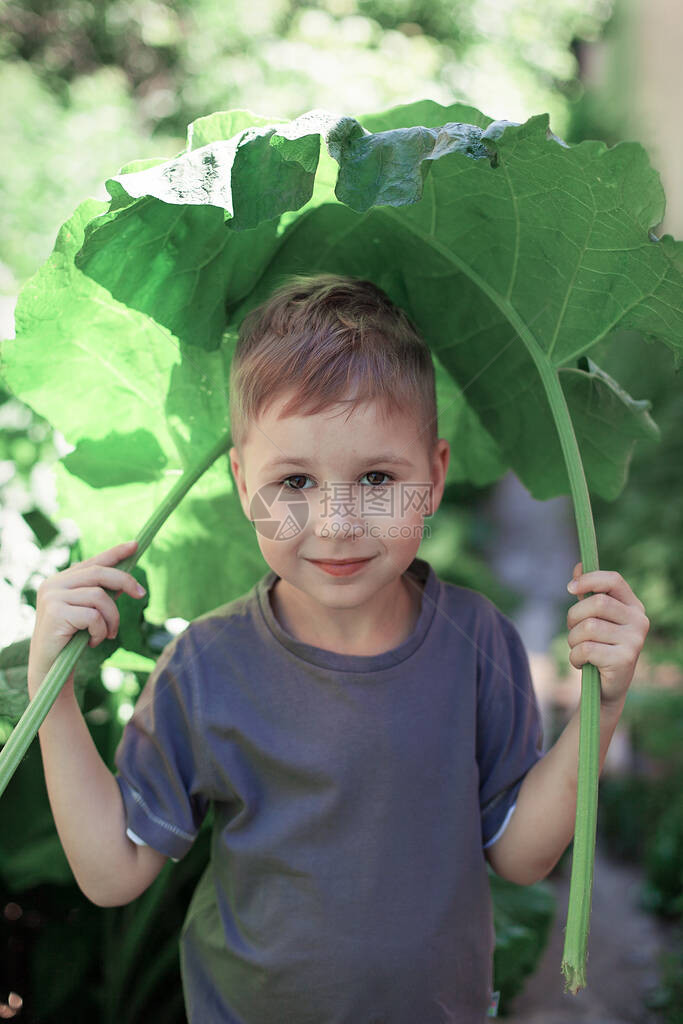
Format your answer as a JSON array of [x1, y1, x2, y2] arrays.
[[229, 390, 449, 613]]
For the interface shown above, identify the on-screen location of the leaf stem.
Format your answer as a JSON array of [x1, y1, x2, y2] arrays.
[[384, 200, 603, 990], [0, 431, 232, 800], [521, 331, 601, 994]]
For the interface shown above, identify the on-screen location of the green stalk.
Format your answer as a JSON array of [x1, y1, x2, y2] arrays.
[[382, 208, 605, 990], [561, 662, 601, 992], [522, 333, 601, 995], [0, 431, 232, 800]]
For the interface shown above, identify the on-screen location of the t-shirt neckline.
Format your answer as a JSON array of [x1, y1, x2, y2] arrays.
[[256, 556, 438, 672]]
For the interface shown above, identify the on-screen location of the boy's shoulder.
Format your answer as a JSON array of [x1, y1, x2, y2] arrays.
[[435, 571, 526, 659], [170, 577, 264, 653], [437, 572, 509, 626]]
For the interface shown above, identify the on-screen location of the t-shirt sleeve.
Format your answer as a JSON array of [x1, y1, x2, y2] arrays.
[[113, 631, 209, 862], [476, 603, 545, 849]]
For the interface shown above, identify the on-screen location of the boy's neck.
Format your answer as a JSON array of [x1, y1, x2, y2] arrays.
[[269, 572, 424, 657]]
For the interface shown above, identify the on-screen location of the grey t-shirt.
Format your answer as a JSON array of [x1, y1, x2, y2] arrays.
[[114, 555, 544, 1023]]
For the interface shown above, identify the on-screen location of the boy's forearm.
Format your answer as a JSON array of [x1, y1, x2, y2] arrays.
[[488, 696, 626, 886], [29, 676, 141, 906]]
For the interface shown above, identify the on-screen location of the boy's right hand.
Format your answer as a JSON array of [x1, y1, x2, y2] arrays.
[[27, 540, 146, 700]]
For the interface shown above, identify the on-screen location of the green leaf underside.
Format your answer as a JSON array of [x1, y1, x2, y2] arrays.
[[1, 100, 681, 625]]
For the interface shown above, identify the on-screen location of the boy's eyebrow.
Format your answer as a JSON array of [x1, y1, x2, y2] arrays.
[[262, 453, 413, 471]]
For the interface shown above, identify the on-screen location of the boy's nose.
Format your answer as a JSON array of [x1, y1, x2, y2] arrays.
[[311, 494, 365, 528]]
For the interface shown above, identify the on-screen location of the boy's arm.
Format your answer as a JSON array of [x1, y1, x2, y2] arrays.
[[485, 695, 625, 886], [30, 673, 167, 907], [487, 565, 648, 886]]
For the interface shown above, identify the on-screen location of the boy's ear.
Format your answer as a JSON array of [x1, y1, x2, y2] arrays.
[[228, 446, 250, 518], [429, 439, 450, 516]]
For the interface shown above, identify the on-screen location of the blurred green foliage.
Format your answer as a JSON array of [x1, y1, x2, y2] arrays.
[[490, 872, 556, 1012], [585, 329, 683, 667], [646, 926, 683, 1024], [0, 0, 612, 292], [0, 60, 178, 287], [621, 688, 683, 767], [0, 708, 211, 1023], [598, 688, 683, 913], [597, 688, 683, 1018], [1, 0, 611, 134]]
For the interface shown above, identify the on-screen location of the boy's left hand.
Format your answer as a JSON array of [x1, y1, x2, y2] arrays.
[[566, 562, 650, 709]]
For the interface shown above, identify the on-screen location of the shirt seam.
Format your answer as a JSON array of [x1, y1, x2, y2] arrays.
[[127, 827, 180, 863], [125, 781, 197, 841], [256, 567, 437, 674], [185, 631, 217, 803], [483, 801, 517, 848]]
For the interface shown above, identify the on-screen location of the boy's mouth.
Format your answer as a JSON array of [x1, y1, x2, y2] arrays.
[[307, 556, 375, 575], [308, 557, 373, 564]]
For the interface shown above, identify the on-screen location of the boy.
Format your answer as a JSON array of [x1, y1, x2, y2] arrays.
[[27, 274, 649, 1023]]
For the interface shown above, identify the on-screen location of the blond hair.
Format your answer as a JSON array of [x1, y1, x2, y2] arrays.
[[229, 273, 438, 460]]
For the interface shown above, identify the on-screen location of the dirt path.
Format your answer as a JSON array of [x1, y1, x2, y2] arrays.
[[504, 838, 673, 1022]]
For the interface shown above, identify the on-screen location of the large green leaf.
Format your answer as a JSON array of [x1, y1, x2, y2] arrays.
[[0, 639, 32, 728], [3, 199, 261, 623], [1, 100, 680, 625]]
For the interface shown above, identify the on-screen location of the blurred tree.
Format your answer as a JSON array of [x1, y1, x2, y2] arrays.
[[0, 60, 179, 287], [1, 0, 613, 140], [0, 0, 614, 292]]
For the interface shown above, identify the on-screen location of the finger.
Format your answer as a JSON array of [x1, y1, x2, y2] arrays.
[[569, 640, 617, 670], [74, 540, 138, 569], [64, 588, 121, 639], [567, 593, 632, 628], [62, 605, 110, 647], [61, 566, 145, 599], [568, 570, 641, 607], [569, 562, 583, 599], [569, 617, 621, 648]]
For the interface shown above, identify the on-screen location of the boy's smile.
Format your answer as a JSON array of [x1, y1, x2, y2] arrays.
[[307, 556, 376, 576], [229, 389, 449, 656]]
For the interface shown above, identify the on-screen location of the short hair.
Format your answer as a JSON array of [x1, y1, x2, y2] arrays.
[[229, 273, 438, 462]]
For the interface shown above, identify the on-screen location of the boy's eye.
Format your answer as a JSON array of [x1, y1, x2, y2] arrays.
[[279, 471, 394, 491], [362, 471, 394, 487], [280, 474, 311, 491]]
